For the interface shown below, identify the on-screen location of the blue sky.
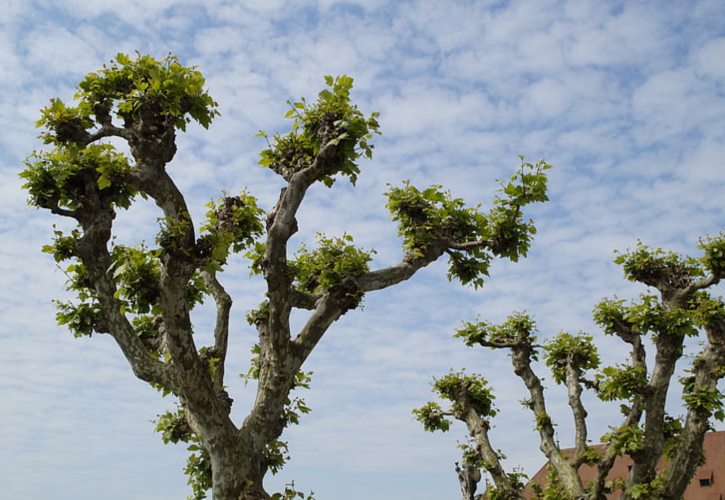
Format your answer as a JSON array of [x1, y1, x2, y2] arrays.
[[1, 1, 724, 499]]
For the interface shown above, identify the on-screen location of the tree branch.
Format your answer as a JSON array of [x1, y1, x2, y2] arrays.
[[289, 289, 321, 310], [48, 204, 79, 219], [459, 406, 519, 497], [564, 362, 589, 466], [123, 133, 237, 439], [661, 314, 725, 499], [85, 123, 133, 145], [509, 345, 585, 497], [74, 213, 178, 394], [357, 246, 446, 293], [592, 395, 645, 499], [444, 239, 487, 251], [261, 143, 341, 351], [203, 270, 232, 386], [292, 294, 345, 365], [592, 331, 648, 498]]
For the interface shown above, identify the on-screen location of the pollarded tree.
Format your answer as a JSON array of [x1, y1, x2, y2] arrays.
[[415, 236, 725, 500], [21, 53, 552, 500]]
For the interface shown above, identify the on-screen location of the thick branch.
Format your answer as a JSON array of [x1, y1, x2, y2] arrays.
[[626, 348, 682, 491], [456, 461, 481, 500], [47, 203, 78, 219], [85, 123, 133, 145], [667, 273, 720, 308], [75, 214, 177, 393], [203, 270, 232, 385], [592, 335, 647, 499], [509, 344, 585, 497], [124, 133, 237, 443], [684, 273, 719, 295], [565, 363, 589, 466], [592, 396, 645, 500], [292, 294, 345, 365], [626, 297, 691, 493], [460, 407, 519, 497], [261, 143, 340, 351], [660, 317, 725, 499], [445, 239, 487, 251], [289, 289, 321, 310], [357, 246, 446, 293]]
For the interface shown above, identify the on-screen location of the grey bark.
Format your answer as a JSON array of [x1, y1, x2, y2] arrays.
[[475, 336, 585, 497], [456, 461, 481, 500], [620, 273, 720, 500]]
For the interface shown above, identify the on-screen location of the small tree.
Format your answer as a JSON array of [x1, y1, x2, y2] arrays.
[[21, 53, 551, 499], [415, 237, 725, 500]]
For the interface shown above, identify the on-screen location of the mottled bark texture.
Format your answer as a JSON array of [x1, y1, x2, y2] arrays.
[[475, 332, 586, 497], [456, 461, 481, 500]]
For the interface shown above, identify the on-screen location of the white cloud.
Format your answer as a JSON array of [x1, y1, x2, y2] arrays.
[[694, 36, 725, 81], [24, 25, 102, 76]]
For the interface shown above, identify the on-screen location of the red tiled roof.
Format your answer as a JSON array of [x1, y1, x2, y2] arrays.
[[522, 430, 725, 499]]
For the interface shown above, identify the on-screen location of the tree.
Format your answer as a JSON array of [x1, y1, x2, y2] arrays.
[[20, 53, 551, 499], [415, 236, 725, 500]]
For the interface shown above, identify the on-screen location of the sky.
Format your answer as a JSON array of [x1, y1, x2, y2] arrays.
[[1, 1, 724, 499]]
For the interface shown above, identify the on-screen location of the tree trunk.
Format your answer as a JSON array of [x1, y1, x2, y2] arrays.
[[456, 461, 480, 500], [206, 442, 269, 500]]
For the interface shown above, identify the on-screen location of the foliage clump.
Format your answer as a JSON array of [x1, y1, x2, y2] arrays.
[[258, 74, 380, 187], [386, 157, 551, 288]]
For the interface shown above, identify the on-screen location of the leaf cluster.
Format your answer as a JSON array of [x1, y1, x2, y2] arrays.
[[185, 443, 213, 500], [682, 386, 725, 422], [51, 252, 102, 337], [691, 292, 725, 327], [21, 144, 137, 211], [155, 408, 193, 444], [594, 364, 647, 402], [543, 332, 600, 384], [271, 485, 315, 500], [132, 315, 163, 355], [593, 294, 698, 339], [601, 424, 645, 456], [265, 439, 291, 475], [110, 245, 162, 314], [55, 300, 102, 338], [530, 466, 572, 500], [614, 243, 703, 289], [258, 75, 380, 187], [487, 157, 550, 260], [288, 233, 373, 308], [385, 158, 550, 288], [699, 232, 725, 278], [283, 370, 313, 426], [412, 401, 451, 432], [455, 312, 537, 350], [35, 97, 94, 145], [433, 371, 498, 420], [484, 470, 528, 500], [110, 244, 206, 315], [624, 472, 665, 499], [74, 52, 219, 133], [197, 192, 265, 269], [42, 227, 79, 262]]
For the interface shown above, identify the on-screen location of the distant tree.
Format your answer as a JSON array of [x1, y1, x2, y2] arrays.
[[20, 53, 551, 499], [415, 237, 725, 500]]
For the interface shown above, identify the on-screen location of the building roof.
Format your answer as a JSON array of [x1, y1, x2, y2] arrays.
[[521, 430, 725, 499]]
